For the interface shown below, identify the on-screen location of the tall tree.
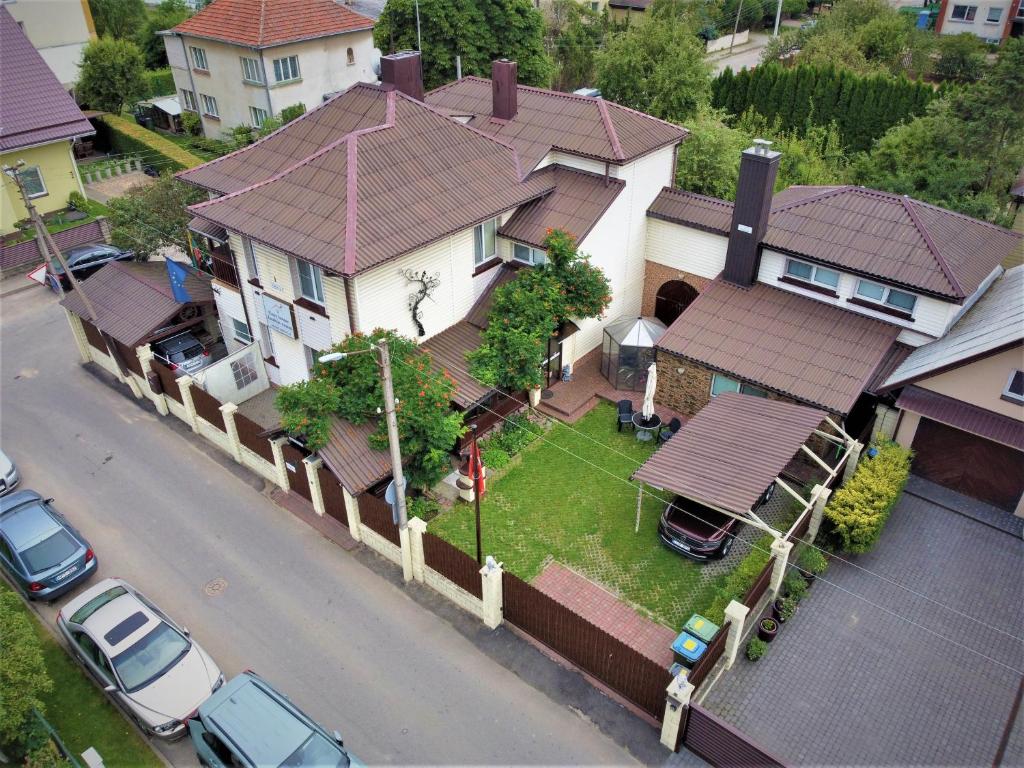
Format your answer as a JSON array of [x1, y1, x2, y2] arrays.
[[137, 0, 192, 69], [108, 174, 203, 260], [88, 0, 146, 39], [374, 0, 551, 90], [546, 0, 604, 91], [75, 37, 145, 114], [595, 18, 711, 123]]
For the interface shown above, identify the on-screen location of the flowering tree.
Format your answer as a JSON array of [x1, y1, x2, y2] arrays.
[[469, 229, 611, 392], [276, 330, 465, 489]]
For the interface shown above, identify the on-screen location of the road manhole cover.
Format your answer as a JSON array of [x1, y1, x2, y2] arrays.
[[204, 577, 227, 596]]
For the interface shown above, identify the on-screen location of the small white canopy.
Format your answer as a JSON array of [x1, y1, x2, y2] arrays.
[[149, 96, 181, 116]]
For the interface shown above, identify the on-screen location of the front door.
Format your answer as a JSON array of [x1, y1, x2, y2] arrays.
[[544, 336, 562, 388]]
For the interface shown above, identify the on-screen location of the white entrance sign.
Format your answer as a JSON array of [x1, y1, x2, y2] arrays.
[[261, 293, 296, 338]]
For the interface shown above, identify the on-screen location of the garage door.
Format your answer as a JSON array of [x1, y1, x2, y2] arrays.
[[911, 418, 1024, 512]]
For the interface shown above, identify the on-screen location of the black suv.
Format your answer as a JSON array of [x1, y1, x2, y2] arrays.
[[657, 484, 775, 561], [49, 244, 133, 291]]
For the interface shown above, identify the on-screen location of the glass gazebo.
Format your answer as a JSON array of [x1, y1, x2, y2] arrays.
[[600, 316, 667, 391]]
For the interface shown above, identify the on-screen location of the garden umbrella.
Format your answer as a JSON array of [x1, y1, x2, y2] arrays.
[[641, 362, 657, 420]]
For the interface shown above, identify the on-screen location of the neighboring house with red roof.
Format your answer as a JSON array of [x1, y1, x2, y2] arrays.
[[0, 6, 93, 234], [160, 0, 376, 139]]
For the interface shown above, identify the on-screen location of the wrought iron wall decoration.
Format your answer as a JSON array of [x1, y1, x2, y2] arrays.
[[403, 268, 441, 337]]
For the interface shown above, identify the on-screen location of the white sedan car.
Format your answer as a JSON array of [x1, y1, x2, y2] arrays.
[[57, 578, 223, 739]]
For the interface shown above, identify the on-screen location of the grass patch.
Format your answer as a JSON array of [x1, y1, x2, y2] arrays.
[[0, 582, 161, 768], [430, 402, 726, 628]]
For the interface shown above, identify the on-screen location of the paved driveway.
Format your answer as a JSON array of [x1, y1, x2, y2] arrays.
[[704, 489, 1024, 766]]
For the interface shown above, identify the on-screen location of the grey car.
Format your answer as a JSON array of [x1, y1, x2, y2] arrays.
[[0, 490, 97, 600], [49, 243, 134, 291], [151, 332, 209, 376], [0, 450, 19, 496]]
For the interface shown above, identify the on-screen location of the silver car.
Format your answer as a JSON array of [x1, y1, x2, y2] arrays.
[[0, 450, 20, 496], [57, 578, 223, 739]]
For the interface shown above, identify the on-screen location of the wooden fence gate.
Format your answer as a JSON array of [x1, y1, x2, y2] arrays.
[[682, 704, 787, 767], [280, 442, 312, 503]]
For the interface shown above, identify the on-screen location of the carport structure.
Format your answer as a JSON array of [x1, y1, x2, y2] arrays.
[[631, 393, 858, 539]]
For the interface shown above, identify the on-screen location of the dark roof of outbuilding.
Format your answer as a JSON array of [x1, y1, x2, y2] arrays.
[[425, 76, 686, 171], [648, 185, 1022, 300], [632, 392, 827, 516], [318, 417, 392, 495], [656, 280, 901, 415], [170, 0, 373, 48], [896, 385, 1024, 451], [499, 165, 624, 249], [0, 7, 94, 152], [60, 260, 214, 348], [185, 85, 553, 276], [420, 321, 489, 408], [465, 263, 522, 329]]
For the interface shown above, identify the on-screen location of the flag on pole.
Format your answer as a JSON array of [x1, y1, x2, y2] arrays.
[[468, 437, 486, 497], [165, 259, 193, 303]]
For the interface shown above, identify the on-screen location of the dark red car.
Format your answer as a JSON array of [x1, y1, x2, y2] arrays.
[[657, 484, 775, 561]]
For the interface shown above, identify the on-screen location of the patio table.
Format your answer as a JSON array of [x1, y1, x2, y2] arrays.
[[632, 413, 662, 442]]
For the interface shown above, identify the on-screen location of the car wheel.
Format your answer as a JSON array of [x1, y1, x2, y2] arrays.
[[718, 537, 734, 558], [762, 482, 776, 505]]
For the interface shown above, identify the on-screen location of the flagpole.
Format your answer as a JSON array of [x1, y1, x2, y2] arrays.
[[472, 423, 482, 565]]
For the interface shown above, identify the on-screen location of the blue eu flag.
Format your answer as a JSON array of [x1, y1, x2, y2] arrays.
[[165, 259, 193, 303]]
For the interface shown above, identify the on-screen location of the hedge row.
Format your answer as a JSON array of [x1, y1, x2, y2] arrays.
[[141, 67, 175, 98], [824, 440, 912, 553], [95, 114, 204, 172]]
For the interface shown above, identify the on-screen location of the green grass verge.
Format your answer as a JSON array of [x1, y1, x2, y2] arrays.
[[430, 402, 727, 628], [0, 581, 162, 768]]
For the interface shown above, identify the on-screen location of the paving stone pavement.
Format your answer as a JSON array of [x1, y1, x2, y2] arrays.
[[703, 488, 1024, 767]]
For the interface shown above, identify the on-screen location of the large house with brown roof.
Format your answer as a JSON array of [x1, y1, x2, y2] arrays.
[[644, 141, 1021, 448], [161, 0, 376, 138]]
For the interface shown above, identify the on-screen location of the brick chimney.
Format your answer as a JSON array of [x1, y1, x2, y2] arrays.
[[380, 50, 423, 101], [492, 59, 517, 121], [723, 139, 781, 288]]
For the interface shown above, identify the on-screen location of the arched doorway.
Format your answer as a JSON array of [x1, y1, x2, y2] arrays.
[[654, 280, 699, 327]]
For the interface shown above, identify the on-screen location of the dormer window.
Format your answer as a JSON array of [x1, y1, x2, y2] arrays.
[[513, 243, 546, 266], [784, 258, 839, 289], [855, 279, 917, 315], [1003, 369, 1024, 405]]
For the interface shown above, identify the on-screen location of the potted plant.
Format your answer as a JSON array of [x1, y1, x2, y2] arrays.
[[772, 595, 797, 623], [758, 617, 779, 642], [797, 547, 829, 585], [746, 637, 767, 661], [783, 571, 808, 602]]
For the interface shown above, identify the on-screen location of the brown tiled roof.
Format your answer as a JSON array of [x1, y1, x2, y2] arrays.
[[896, 385, 1024, 451], [465, 263, 521, 329], [318, 417, 392, 494], [632, 392, 827, 516], [186, 85, 554, 276], [499, 165, 624, 249], [425, 77, 686, 171], [170, 0, 373, 48], [421, 321, 489, 408], [60, 260, 214, 347], [657, 280, 901, 415], [647, 185, 1021, 299], [187, 216, 227, 243], [0, 7, 94, 152], [864, 341, 913, 395]]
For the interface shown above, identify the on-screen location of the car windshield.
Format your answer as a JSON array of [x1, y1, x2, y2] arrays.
[[169, 345, 202, 363], [70, 586, 127, 624], [19, 529, 79, 573], [281, 732, 348, 768], [112, 621, 191, 693], [49, 257, 66, 274]]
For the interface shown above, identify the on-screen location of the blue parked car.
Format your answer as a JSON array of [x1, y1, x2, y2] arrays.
[[0, 490, 97, 600], [189, 671, 360, 768]]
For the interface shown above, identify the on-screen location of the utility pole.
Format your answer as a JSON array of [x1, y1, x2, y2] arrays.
[[415, 0, 422, 52], [378, 339, 409, 531], [772, 0, 783, 36], [471, 423, 482, 565], [729, 0, 745, 53]]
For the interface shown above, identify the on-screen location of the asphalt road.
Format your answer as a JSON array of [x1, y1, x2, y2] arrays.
[[1, 285, 638, 766]]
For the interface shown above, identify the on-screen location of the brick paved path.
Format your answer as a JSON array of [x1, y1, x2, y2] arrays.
[[703, 488, 1024, 766]]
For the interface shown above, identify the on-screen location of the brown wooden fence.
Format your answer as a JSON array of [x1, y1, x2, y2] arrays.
[[191, 386, 224, 431], [1, 218, 106, 271], [786, 509, 812, 542], [151, 360, 182, 403], [235, 412, 273, 462], [502, 571, 672, 720], [683, 704, 787, 767], [318, 466, 348, 527], [281, 442, 312, 502], [111, 339, 143, 377], [358, 493, 400, 545], [82, 319, 107, 352], [423, 533, 482, 598], [744, 558, 775, 609], [687, 622, 731, 690]]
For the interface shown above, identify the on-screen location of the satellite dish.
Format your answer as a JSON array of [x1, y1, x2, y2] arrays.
[[385, 478, 404, 524], [371, 48, 382, 78]]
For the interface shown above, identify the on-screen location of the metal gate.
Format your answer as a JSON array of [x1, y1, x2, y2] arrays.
[[683, 704, 787, 767], [281, 442, 312, 502]]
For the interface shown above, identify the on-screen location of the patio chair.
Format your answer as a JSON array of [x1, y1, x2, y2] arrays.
[[617, 399, 634, 432], [658, 417, 682, 443]]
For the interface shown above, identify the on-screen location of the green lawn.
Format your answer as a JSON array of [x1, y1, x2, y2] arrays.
[[430, 402, 729, 629], [0, 582, 162, 768]]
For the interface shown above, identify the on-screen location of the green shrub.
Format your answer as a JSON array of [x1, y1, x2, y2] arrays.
[[67, 191, 87, 210], [481, 446, 511, 470], [96, 114, 203, 171], [746, 637, 767, 661], [0, 594, 53, 757], [776, 596, 798, 621], [180, 111, 201, 136], [280, 103, 306, 123], [783, 571, 807, 601], [141, 67, 175, 97], [184, 135, 236, 157], [824, 440, 912, 553], [231, 125, 255, 146], [491, 414, 538, 456], [408, 496, 441, 522], [797, 546, 828, 575]]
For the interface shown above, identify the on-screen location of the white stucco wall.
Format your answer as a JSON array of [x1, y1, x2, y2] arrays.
[[266, 30, 376, 113], [939, 0, 1011, 41], [7, 0, 94, 87]]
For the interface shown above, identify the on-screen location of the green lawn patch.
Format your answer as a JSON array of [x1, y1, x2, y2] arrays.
[[0, 582, 161, 768], [430, 402, 726, 629]]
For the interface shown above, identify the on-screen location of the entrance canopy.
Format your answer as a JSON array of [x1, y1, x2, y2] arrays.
[[632, 393, 831, 517]]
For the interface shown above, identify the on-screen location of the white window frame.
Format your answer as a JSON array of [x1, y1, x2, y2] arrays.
[[240, 56, 263, 84], [950, 4, 977, 20], [241, 236, 259, 279], [231, 317, 253, 344], [19, 166, 47, 199], [303, 344, 323, 377], [346, 47, 355, 65], [259, 321, 276, 359], [985, 6, 1002, 21], [190, 46, 208, 70], [854, 279, 917, 315], [512, 242, 546, 266], [1002, 369, 1024, 405], [474, 218, 497, 265], [272, 55, 300, 83], [181, 89, 198, 111], [784, 257, 840, 290], [249, 106, 269, 128], [200, 93, 219, 118], [710, 373, 768, 399], [230, 353, 259, 389], [296, 259, 325, 304]]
